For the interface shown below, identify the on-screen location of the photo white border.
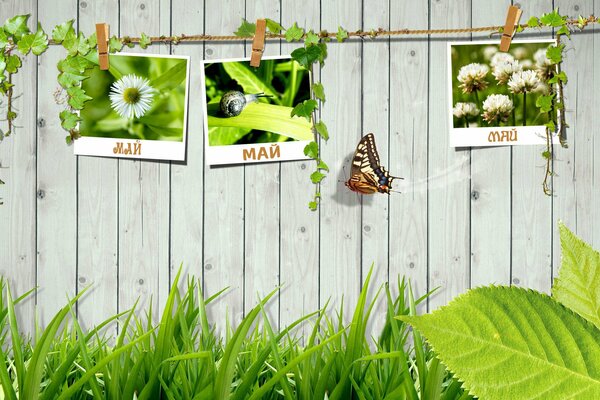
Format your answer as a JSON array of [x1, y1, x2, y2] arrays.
[[74, 52, 191, 161], [200, 55, 312, 166], [447, 39, 558, 148]]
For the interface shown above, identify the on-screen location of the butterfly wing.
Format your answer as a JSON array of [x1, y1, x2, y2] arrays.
[[347, 133, 401, 194]]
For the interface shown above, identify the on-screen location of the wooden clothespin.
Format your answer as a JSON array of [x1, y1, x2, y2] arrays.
[[250, 19, 267, 67], [96, 23, 110, 70], [499, 5, 523, 52]]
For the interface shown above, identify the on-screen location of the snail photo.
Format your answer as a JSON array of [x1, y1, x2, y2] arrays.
[[202, 56, 314, 166]]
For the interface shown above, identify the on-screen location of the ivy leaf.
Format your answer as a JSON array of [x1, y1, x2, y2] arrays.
[[317, 159, 329, 172], [60, 110, 80, 130], [291, 45, 322, 69], [109, 36, 123, 52], [265, 18, 284, 34], [67, 86, 92, 109], [336, 26, 348, 42], [312, 82, 325, 102], [310, 170, 326, 183], [0, 29, 8, 50], [314, 120, 328, 140], [542, 150, 552, 159], [317, 43, 327, 64], [540, 9, 566, 27], [58, 55, 94, 74], [285, 22, 304, 42], [4, 15, 30, 39], [308, 201, 318, 211], [139, 32, 151, 49], [63, 30, 91, 56], [87, 32, 97, 48], [17, 23, 48, 55], [52, 20, 74, 43], [305, 30, 319, 46], [546, 44, 564, 64], [58, 71, 87, 88], [548, 71, 567, 85], [557, 25, 571, 37], [5, 55, 21, 73], [536, 94, 554, 113], [291, 99, 317, 122], [577, 15, 587, 30], [546, 120, 556, 132], [527, 16, 540, 28], [304, 141, 319, 159], [235, 19, 256, 38]]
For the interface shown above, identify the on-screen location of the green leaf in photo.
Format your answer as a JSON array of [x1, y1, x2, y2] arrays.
[[314, 120, 328, 140], [3, 15, 30, 39], [312, 82, 325, 102], [285, 22, 304, 42], [540, 9, 567, 27], [535, 94, 554, 113], [149, 61, 187, 90], [553, 223, 600, 329], [291, 99, 317, 122], [208, 126, 251, 146], [304, 30, 319, 46], [17, 23, 48, 55], [336, 26, 349, 42], [546, 44, 564, 64], [67, 86, 92, 109], [291, 46, 321, 69], [310, 170, 326, 183], [51, 19, 74, 43], [222, 62, 280, 103], [235, 19, 256, 38], [139, 32, 151, 49], [60, 110, 80, 130], [5, 55, 21, 74], [526, 16, 540, 28], [109, 36, 123, 52], [400, 286, 600, 400], [265, 18, 284, 34], [304, 141, 318, 159]]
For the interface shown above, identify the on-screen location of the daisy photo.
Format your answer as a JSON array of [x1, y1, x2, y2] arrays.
[[448, 39, 558, 147], [74, 53, 190, 161]]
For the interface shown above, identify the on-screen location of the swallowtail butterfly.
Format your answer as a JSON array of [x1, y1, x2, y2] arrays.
[[345, 133, 402, 194]]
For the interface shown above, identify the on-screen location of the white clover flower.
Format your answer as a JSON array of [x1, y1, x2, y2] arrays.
[[483, 46, 498, 60], [534, 48, 555, 81], [492, 60, 522, 85], [508, 70, 541, 94], [533, 82, 551, 95], [482, 94, 513, 124], [513, 46, 528, 60], [453, 102, 479, 119], [109, 74, 155, 119], [521, 59, 534, 69], [490, 52, 515, 68], [457, 63, 489, 93], [534, 48, 551, 67]]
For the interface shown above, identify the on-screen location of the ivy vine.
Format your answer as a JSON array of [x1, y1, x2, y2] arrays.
[[0, 11, 597, 207]]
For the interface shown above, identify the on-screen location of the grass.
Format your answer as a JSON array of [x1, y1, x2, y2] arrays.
[[0, 266, 471, 399]]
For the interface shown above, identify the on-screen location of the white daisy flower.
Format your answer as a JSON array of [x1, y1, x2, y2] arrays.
[[508, 70, 541, 94], [483, 46, 498, 60], [109, 74, 155, 119], [482, 94, 513, 124], [457, 63, 489, 93], [453, 102, 479, 118], [490, 52, 515, 68], [492, 60, 522, 85]]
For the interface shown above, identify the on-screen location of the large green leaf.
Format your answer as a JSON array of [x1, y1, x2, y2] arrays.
[[149, 61, 187, 91], [207, 102, 312, 144], [400, 286, 600, 400], [553, 223, 600, 329], [222, 62, 280, 104]]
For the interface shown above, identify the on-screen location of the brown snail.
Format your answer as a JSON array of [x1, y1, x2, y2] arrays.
[[219, 91, 272, 117]]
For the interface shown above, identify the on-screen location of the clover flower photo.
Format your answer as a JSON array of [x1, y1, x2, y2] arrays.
[[450, 41, 556, 129], [79, 54, 189, 142]]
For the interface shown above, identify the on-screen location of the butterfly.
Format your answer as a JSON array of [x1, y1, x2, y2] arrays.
[[345, 133, 402, 195]]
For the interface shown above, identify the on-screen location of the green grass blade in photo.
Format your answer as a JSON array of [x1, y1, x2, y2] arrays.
[[150, 61, 187, 91], [207, 102, 313, 145], [222, 62, 281, 104]]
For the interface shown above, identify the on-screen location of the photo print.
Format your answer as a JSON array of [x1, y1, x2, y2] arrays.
[[74, 53, 190, 160], [201, 55, 313, 165], [448, 39, 558, 147]]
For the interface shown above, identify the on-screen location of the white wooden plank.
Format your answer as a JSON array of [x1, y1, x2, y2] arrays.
[[469, 1, 512, 287], [203, 0, 246, 328], [361, 0, 390, 337], [389, 0, 429, 309], [36, 0, 78, 326], [118, 0, 171, 319], [552, 0, 592, 270], [243, 0, 281, 328], [427, 0, 471, 310], [169, 0, 204, 288], [320, 0, 362, 317], [279, 0, 320, 330], [510, 1, 553, 292], [594, 2, 600, 249], [0, 0, 38, 334]]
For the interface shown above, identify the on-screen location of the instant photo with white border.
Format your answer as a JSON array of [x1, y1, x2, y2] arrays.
[[74, 53, 191, 161], [201, 55, 312, 166], [448, 39, 558, 148]]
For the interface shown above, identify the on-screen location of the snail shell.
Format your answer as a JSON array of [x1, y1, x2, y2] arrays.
[[219, 91, 272, 117]]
